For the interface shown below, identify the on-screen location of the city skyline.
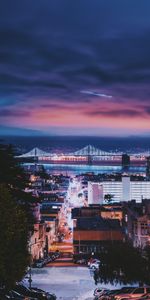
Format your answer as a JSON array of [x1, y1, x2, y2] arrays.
[[0, 0, 150, 137]]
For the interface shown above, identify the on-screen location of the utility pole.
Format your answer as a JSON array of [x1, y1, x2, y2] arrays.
[[28, 244, 32, 289], [79, 233, 81, 253], [28, 240, 44, 289]]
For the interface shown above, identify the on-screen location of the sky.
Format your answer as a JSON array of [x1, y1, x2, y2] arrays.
[[0, 0, 150, 136]]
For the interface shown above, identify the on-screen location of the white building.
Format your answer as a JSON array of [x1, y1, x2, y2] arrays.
[[88, 177, 150, 204]]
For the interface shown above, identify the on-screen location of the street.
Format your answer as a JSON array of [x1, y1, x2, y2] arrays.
[[29, 265, 123, 300], [30, 266, 97, 300], [40, 177, 95, 299], [27, 176, 94, 299], [50, 176, 86, 253]]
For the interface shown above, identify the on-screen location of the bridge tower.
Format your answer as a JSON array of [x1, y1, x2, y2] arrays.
[[34, 147, 38, 162], [87, 145, 93, 165], [122, 154, 130, 169], [146, 156, 150, 179]]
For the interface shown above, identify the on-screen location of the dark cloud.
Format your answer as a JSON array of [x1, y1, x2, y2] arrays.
[[143, 107, 150, 115], [40, 103, 70, 109], [86, 103, 150, 117], [0, 0, 150, 134], [0, 13, 150, 103], [87, 109, 145, 118], [0, 2, 150, 101], [0, 125, 42, 136], [0, 109, 30, 118], [0, 73, 66, 89]]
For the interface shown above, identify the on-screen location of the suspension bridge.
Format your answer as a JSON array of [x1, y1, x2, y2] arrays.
[[16, 145, 150, 166]]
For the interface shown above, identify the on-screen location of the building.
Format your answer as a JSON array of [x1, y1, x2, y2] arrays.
[[73, 216, 124, 255], [42, 218, 56, 252], [72, 205, 123, 222], [101, 205, 123, 222], [40, 202, 62, 249], [88, 176, 150, 203], [122, 199, 150, 247], [30, 222, 47, 261], [72, 206, 124, 255], [88, 182, 103, 205], [133, 215, 150, 248]]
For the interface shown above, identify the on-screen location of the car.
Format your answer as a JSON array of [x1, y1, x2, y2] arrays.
[[43, 256, 52, 264], [98, 288, 135, 300], [88, 258, 100, 267], [89, 260, 100, 270], [48, 253, 57, 261], [75, 258, 87, 265], [120, 293, 150, 300], [112, 287, 138, 300], [14, 284, 56, 300], [0, 289, 37, 299], [99, 289, 122, 300], [134, 294, 150, 300], [114, 287, 150, 300], [94, 287, 109, 297], [0, 289, 22, 300], [54, 251, 60, 258], [33, 259, 45, 268], [31, 288, 56, 300]]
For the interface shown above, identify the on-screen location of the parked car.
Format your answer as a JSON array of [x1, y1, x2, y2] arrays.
[[99, 288, 135, 300], [14, 284, 56, 300], [114, 287, 150, 300], [75, 258, 87, 265], [31, 288, 56, 300], [32, 259, 45, 268], [99, 289, 122, 300], [89, 260, 100, 270], [0, 288, 37, 300], [88, 258, 100, 268], [54, 251, 60, 259], [94, 287, 109, 297], [119, 292, 150, 300], [133, 294, 150, 300], [43, 256, 52, 264], [88, 258, 97, 266]]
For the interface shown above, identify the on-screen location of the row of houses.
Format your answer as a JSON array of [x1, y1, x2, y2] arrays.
[[27, 172, 69, 261], [72, 200, 150, 258]]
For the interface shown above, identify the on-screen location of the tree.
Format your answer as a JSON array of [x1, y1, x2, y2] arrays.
[[0, 143, 38, 288], [34, 165, 49, 180], [0, 143, 37, 227], [0, 184, 29, 289], [142, 245, 150, 285], [0, 143, 28, 190], [97, 242, 147, 285], [104, 194, 114, 203]]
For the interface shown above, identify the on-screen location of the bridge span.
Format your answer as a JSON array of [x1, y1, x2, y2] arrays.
[[16, 145, 150, 166]]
